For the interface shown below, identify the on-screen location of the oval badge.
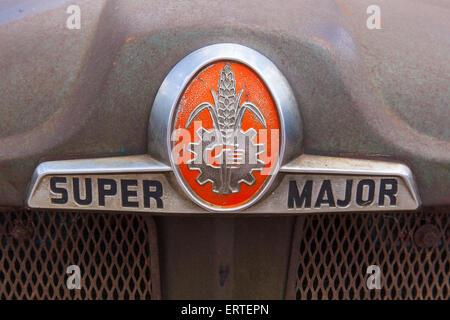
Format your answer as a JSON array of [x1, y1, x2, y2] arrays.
[[170, 61, 282, 211]]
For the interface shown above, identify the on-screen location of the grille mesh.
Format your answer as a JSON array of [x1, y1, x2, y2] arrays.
[[286, 209, 449, 300], [0, 209, 160, 300]]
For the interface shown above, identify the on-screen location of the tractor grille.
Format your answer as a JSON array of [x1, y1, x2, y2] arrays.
[[0, 209, 160, 300], [286, 209, 449, 300]]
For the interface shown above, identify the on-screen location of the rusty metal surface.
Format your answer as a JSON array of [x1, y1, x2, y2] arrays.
[[0, 209, 161, 299], [156, 216, 294, 299], [0, 0, 448, 208], [286, 208, 449, 299]]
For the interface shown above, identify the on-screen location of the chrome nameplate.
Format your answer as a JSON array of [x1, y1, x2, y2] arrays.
[[27, 155, 420, 214]]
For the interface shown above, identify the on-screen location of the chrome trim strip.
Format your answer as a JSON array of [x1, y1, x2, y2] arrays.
[[26, 155, 171, 207], [26, 154, 420, 213], [281, 154, 421, 208]]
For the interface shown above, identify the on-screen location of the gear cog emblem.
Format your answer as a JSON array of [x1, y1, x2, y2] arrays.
[[185, 64, 267, 195], [171, 61, 281, 210]]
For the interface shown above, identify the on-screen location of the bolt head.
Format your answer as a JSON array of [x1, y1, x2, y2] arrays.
[[414, 224, 440, 248]]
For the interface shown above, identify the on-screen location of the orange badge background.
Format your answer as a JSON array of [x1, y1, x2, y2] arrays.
[[172, 61, 280, 209]]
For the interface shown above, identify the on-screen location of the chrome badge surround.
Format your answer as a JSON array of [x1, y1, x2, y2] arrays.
[[148, 43, 302, 166], [26, 44, 420, 214], [149, 44, 301, 212]]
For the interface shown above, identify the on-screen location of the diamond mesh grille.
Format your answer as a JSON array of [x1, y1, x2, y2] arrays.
[[286, 209, 449, 300], [0, 209, 160, 300]]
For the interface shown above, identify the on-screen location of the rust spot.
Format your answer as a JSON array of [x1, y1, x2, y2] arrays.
[[8, 220, 33, 241], [336, 0, 351, 16], [414, 224, 441, 249], [311, 37, 332, 52]]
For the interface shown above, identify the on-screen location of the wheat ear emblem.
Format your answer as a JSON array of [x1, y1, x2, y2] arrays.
[[185, 64, 267, 194]]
